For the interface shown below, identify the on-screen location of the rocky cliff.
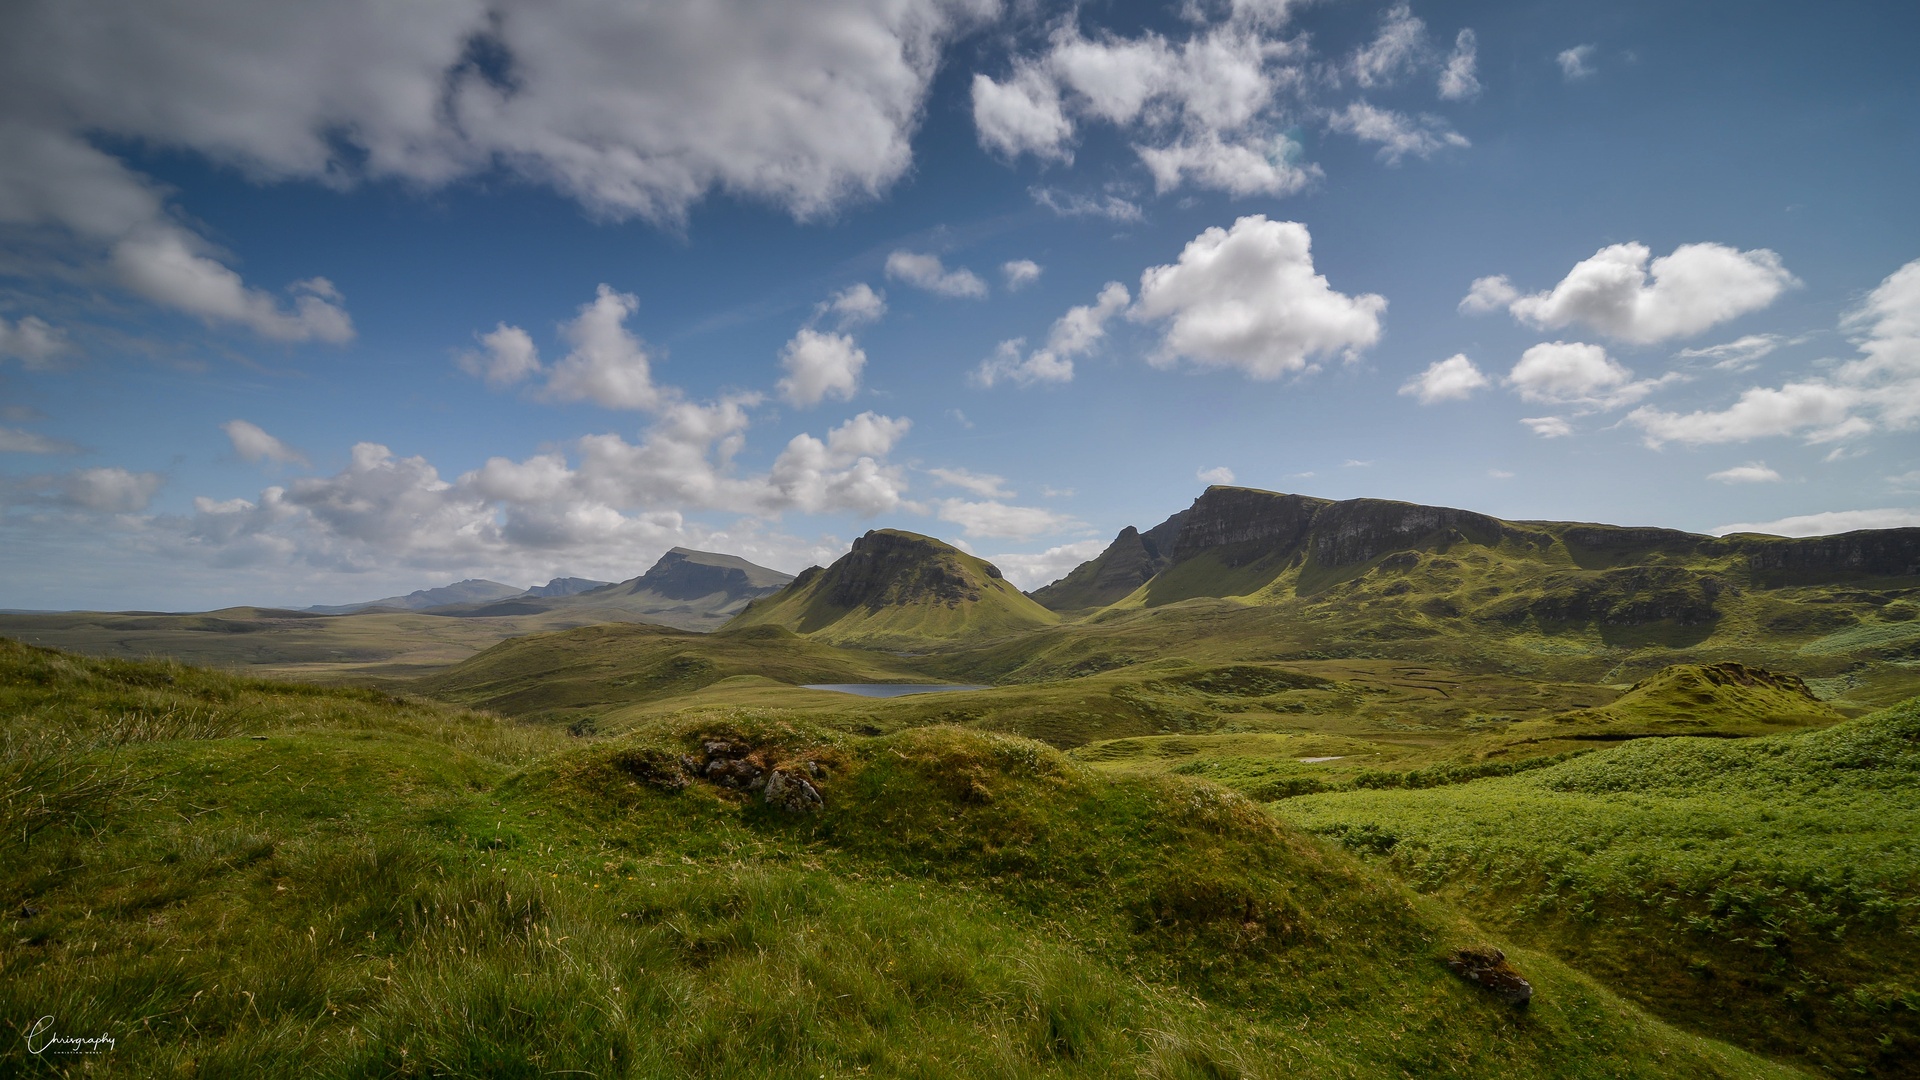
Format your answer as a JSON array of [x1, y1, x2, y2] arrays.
[[1030, 510, 1188, 611]]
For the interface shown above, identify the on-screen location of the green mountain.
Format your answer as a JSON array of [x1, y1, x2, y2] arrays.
[[430, 547, 793, 631], [724, 529, 1058, 647], [1030, 510, 1187, 612]]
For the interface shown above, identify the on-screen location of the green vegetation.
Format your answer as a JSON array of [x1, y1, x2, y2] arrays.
[[4, 639, 1808, 1078], [1278, 700, 1920, 1077]]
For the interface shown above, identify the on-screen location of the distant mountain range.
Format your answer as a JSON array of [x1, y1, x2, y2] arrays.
[[305, 578, 534, 614]]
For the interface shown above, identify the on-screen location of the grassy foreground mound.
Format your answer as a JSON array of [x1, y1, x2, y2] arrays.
[[1278, 699, 1920, 1077], [1, 639, 1802, 1078]]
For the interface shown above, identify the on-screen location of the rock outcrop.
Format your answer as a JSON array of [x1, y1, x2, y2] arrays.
[[1031, 510, 1189, 611], [1445, 946, 1533, 1005]]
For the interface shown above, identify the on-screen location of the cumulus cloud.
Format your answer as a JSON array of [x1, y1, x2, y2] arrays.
[[0, 315, 73, 368], [1130, 216, 1385, 380], [825, 283, 887, 328], [222, 419, 310, 468], [1675, 333, 1783, 371], [885, 251, 988, 299], [925, 466, 1011, 498], [457, 323, 542, 387], [976, 281, 1130, 389], [1707, 462, 1782, 484], [539, 285, 670, 410], [1626, 381, 1866, 447], [110, 231, 354, 343], [1710, 508, 1920, 538], [1468, 242, 1798, 344], [0, 426, 81, 454], [972, 65, 1074, 161], [778, 328, 866, 407], [1136, 131, 1319, 197], [1197, 465, 1236, 485], [1002, 259, 1043, 290], [1030, 188, 1144, 222], [1438, 29, 1480, 100], [1327, 101, 1468, 164], [1400, 354, 1489, 403], [1520, 416, 1573, 438], [1505, 341, 1669, 409], [935, 497, 1081, 540], [986, 538, 1108, 591]]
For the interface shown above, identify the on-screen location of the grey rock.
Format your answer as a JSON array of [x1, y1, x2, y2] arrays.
[[764, 770, 823, 813]]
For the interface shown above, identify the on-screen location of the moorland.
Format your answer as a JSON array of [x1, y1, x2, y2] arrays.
[[6, 485, 1918, 1077]]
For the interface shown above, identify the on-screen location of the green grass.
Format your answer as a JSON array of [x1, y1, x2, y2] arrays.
[[2, 638, 1808, 1078], [1277, 699, 1920, 1077]]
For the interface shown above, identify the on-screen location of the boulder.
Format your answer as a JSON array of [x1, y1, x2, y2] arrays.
[[1445, 946, 1532, 1005], [764, 770, 824, 813]]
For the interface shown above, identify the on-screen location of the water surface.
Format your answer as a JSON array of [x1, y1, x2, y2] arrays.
[[801, 683, 991, 698]]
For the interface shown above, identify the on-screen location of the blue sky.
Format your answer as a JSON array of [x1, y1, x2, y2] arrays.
[[2, 0, 1917, 610]]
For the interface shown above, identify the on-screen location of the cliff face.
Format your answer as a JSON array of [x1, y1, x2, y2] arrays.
[[823, 530, 994, 611], [1167, 487, 1328, 562], [1739, 529, 1920, 582], [622, 548, 794, 602]]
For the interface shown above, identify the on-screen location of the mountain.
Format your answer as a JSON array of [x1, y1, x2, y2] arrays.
[[305, 578, 524, 614], [430, 548, 792, 631], [1030, 510, 1187, 612], [523, 576, 611, 598], [724, 529, 1058, 646]]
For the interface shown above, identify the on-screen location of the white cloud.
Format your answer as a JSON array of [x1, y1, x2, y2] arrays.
[[975, 281, 1129, 388], [1488, 469, 1514, 479], [1401, 354, 1490, 403], [1136, 131, 1319, 197], [1458, 274, 1520, 314], [1506, 341, 1668, 409], [777, 328, 865, 408], [1625, 258, 1920, 447], [1197, 465, 1236, 485], [925, 466, 1011, 498], [1558, 44, 1597, 81], [4, 466, 167, 512], [972, 65, 1074, 161], [1351, 3, 1426, 89], [825, 283, 887, 328], [1438, 29, 1480, 100], [0, 315, 73, 368], [1887, 470, 1920, 493], [1343, 459, 1372, 468], [1711, 507, 1920, 538], [1030, 187, 1144, 222], [1327, 101, 1468, 164], [1707, 462, 1783, 484], [222, 419, 310, 468], [885, 250, 988, 299], [986, 538, 1108, 591], [109, 230, 354, 343], [457, 323, 542, 387], [539, 285, 669, 411], [1626, 381, 1865, 447], [1675, 333, 1783, 371], [1131, 216, 1385, 380], [0, 426, 81, 454], [1521, 416, 1573, 438], [935, 497, 1081, 540], [1002, 259, 1043, 290], [1477, 242, 1797, 345]]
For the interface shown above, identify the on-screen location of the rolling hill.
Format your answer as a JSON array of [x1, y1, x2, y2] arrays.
[[429, 547, 792, 631], [724, 529, 1058, 647]]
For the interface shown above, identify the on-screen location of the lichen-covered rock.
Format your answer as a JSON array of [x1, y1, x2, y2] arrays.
[[705, 757, 765, 791], [764, 769, 823, 813], [1446, 946, 1533, 1005]]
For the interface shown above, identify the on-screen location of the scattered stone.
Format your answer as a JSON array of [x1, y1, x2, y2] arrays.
[[764, 770, 824, 813], [705, 757, 766, 791], [1446, 946, 1532, 1005], [613, 748, 690, 791]]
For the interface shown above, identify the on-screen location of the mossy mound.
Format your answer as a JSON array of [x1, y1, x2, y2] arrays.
[[1528, 661, 1843, 738]]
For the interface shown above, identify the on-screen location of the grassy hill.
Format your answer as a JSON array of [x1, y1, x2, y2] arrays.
[[3, 638, 1810, 1078], [1276, 699, 1920, 1077], [725, 529, 1058, 648]]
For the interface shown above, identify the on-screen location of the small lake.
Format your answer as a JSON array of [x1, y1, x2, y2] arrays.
[[801, 683, 992, 698]]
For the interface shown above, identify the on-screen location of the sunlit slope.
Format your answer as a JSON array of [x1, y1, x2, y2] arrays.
[[725, 529, 1058, 646], [414, 622, 926, 725], [5, 639, 1805, 1079], [1277, 697, 1920, 1078]]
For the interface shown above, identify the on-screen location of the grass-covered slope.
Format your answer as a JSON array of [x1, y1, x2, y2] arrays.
[[1277, 699, 1920, 1077], [726, 529, 1058, 647], [3, 639, 1805, 1078]]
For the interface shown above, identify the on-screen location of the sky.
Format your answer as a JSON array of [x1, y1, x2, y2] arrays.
[[2, 0, 1917, 611]]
